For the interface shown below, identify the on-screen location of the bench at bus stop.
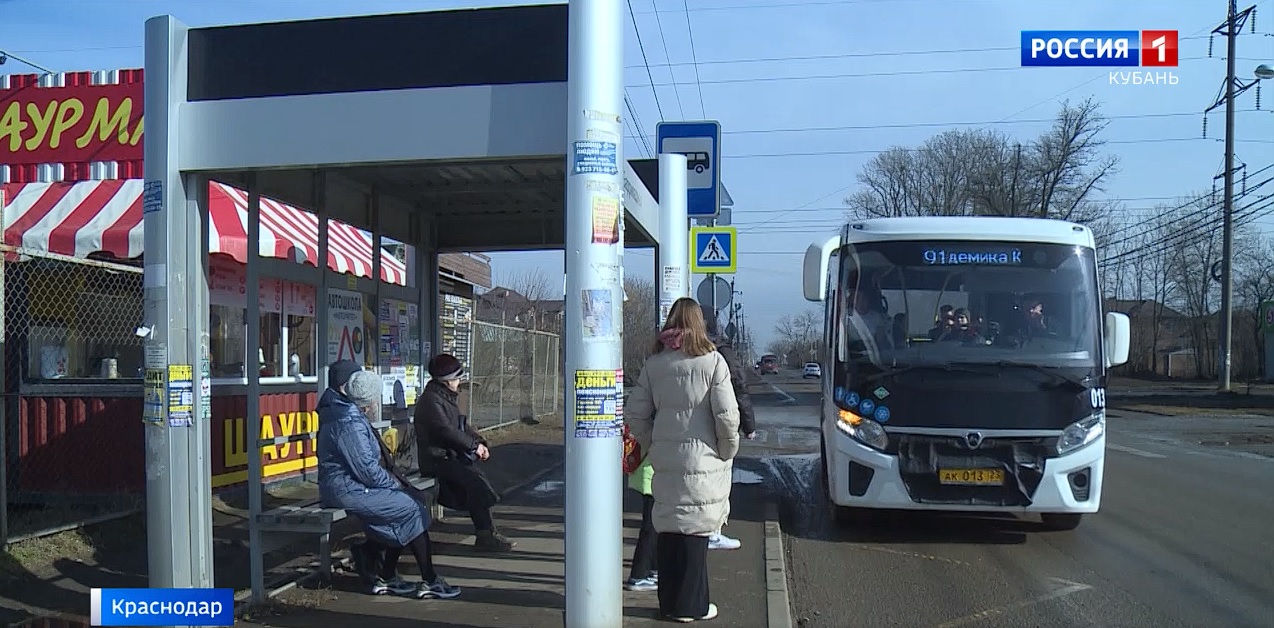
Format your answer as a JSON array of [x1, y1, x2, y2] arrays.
[[253, 419, 437, 584]]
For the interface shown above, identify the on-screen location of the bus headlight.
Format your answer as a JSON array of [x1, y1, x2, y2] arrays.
[[1057, 413, 1105, 456], [836, 408, 889, 451]]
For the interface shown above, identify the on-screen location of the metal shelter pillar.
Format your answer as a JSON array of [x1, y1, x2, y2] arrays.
[[563, 0, 625, 624], [658, 153, 690, 326], [143, 13, 215, 610], [244, 181, 266, 602]]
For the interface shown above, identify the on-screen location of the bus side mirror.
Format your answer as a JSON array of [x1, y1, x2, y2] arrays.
[[804, 240, 835, 301], [1104, 312, 1130, 367]]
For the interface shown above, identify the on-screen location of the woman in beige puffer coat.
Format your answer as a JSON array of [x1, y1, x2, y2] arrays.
[[625, 297, 740, 623]]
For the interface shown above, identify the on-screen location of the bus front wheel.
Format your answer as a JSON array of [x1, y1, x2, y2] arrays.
[[1040, 513, 1083, 531]]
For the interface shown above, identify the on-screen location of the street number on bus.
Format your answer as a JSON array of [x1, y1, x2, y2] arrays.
[[1090, 387, 1106, 409]]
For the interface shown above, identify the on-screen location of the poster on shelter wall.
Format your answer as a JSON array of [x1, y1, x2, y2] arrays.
[[378, 298, 421, 406], [327, 288, 365, 365]]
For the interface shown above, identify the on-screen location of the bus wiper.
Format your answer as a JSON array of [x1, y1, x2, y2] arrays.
[[860, 363, 986, 384], [950, 360, 1089, 389]]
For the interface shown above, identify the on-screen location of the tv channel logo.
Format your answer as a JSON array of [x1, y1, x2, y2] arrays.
[[1021, 30, 1179, 67]]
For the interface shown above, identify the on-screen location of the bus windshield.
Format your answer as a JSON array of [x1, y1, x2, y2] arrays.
[[835, 239, 1102, 372]]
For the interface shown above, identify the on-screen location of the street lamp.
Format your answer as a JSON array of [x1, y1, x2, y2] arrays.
[[1256, 63, 1274, 80]]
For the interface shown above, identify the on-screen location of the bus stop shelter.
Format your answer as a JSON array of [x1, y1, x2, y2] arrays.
[[141, 3, 661, 601]]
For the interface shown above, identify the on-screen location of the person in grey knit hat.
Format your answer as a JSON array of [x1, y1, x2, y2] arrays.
[[344, 370, 383, 420], [316, 370, 460, 600]]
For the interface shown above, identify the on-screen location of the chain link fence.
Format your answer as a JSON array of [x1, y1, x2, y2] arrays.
[[3, 251, 148, 543], [466, 321, 561, 430]]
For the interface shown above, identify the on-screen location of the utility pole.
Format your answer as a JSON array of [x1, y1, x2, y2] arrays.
[[1207, 0, 1258, 392], [563, 0, 624, 624]]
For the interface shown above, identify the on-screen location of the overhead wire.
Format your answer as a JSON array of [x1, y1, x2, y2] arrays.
[[626, 0, 666, 122], [628, 54, 1229, 88], [680, 0, 708, 118], [623, 109, 1264, 137], [721, 137, 1272, 159], [651, 0, 686, 119]]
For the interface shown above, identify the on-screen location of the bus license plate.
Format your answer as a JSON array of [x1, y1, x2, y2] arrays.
[[938, 468, 1004, 486]]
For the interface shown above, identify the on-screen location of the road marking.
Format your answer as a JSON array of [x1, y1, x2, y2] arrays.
[[1108, 443, 1167, 459], [852, 545, 972, 567], [768, 383, 798, 404], [933, 577, 1092, 627]]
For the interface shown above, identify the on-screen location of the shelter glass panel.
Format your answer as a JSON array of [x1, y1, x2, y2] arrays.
[[208, 253, 317, 383]]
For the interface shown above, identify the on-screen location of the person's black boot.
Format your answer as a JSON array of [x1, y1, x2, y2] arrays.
[[474, 529, 515, 552]]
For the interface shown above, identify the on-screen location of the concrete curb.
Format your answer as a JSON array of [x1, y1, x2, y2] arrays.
[[763, 501, 794, 628]]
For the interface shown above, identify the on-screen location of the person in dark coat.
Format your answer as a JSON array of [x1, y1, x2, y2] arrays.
[[414, 354, 515, 552], [317, 366, 461, 599], [700, 304, 756, 552]]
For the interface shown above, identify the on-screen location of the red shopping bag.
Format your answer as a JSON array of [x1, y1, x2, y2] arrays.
[[622, 423, 643, 474]]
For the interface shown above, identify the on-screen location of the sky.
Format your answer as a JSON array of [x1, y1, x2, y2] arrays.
[[3, 0, 1273, 350]]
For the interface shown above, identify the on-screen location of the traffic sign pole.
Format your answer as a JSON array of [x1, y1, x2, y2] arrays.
[[658, 152, 690, 326]]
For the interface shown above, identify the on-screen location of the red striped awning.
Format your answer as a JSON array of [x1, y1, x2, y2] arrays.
[[0, 180, 409, 285]]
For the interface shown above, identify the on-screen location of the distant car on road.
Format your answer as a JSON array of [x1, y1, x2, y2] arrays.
[[759, 354, 780, 375], [803, 363, 821, 379]]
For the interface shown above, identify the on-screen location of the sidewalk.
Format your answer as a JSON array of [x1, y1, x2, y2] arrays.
[[237, 466, 776, 627]]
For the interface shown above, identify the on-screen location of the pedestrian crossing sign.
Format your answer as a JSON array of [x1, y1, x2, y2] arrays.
[[690, 226, 737, 274]]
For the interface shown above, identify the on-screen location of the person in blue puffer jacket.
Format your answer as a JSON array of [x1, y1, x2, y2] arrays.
[[316, 362, 460, 600]]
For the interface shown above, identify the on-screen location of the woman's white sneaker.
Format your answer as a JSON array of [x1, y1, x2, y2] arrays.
[[708, 533, 741, 550], [671, 603, 719, 622]]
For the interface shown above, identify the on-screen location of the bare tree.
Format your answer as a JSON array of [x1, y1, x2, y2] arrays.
[[772, 309, 823, 366], [1138, 212, 1181, 375], [502, 268, 556, 422], [622, 276, 658, 379], [507, 267, 554, 330], [1234, 234, 1274, 379], [1167, 198, 1223, 378], [845, 99, 1118, 226], [1029, 98, 1120, 222]]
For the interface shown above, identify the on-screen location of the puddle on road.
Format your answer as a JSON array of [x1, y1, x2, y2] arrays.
[[762, 454, 819, 497]]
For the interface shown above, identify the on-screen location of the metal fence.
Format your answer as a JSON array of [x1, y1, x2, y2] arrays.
[[466, 321, 562, 430], [2, 251, 148, 543]]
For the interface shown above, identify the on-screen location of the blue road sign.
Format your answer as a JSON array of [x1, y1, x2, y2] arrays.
[[690, 226, 736, 274], [656, 120, 722, 218]]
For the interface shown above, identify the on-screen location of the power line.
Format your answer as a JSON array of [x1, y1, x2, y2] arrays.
[[726, 20, 1230, 240], [680, 0, 708, 118], [1104, 191, 1274, 267], [622, 109, 1267, 137], [626, 0, 666, 121], [636, 0, 1034, 15], [624, 95, 655, 157], [730, 188, 1274, 265], [629, 55, 1230, 88], [623, 43, 1258, 70], [717, 137, 1273, 159], [626, 45, 1019, 68], [651, 0, 685, 119]]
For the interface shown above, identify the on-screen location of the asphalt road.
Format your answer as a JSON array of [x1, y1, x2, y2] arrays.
[[742, 369, 1274, 628]]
